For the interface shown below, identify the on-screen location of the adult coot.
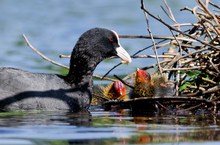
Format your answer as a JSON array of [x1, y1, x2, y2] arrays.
[[0, 28, 131, 112]]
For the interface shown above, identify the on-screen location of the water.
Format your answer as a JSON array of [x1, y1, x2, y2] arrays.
[[0, 110, 220, 145], [0, 0, 220, 144]]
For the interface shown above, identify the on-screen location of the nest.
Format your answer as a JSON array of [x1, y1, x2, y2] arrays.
[[102, 0, 220, 115], [103, 96, 218, 116]]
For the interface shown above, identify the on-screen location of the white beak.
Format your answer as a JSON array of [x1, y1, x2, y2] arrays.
[[115, 46, 132, 64]]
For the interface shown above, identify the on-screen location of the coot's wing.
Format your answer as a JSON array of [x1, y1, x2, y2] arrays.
[[0, 68, 34, 94]]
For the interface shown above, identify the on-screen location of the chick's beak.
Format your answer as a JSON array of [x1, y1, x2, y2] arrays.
[[115, 46, 132, 64]]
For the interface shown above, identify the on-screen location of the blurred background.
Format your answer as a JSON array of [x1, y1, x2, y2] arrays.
[[0, 0, 218, 84]]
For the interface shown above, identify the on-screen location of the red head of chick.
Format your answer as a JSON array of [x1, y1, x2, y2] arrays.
[[92, 80, 128, 105], [135, 68, 151, 84], [104, 81, 128, 101], [130, 68, 155, 99]]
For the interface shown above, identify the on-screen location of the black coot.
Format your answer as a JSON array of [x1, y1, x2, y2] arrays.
[[0, 28, 131, 112]]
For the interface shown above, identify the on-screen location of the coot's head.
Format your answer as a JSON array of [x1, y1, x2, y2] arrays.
[[71, 28, 131, 64], [67, 28, 131, 85]]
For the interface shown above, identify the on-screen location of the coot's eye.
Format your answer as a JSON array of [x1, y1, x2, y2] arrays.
[[108, 37, 114, 43]]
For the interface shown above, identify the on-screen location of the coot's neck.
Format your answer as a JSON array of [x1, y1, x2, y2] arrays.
[[65, 45, 103, 88]]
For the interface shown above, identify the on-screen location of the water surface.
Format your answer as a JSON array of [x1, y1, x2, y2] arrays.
[[0, 110, 220, 145]]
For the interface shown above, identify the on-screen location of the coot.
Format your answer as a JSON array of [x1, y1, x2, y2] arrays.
[[103, 81, 128, 100], [129, 68, 155, 98], [0, 28, 132, 112], [91, 81, 128, 106], [130, 68, 175, 98]]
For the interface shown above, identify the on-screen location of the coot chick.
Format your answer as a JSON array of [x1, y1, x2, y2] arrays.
[[91, 81, 128, 106], [103, 81, 128, 101], [130, 69, 175, 98], [129, 68, 155, 98], [0, 28, 132, 112]]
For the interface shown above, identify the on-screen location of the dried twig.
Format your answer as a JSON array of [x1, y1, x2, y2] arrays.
[[22, 34, 70, 69], [141, 3, 220, 51], [141, 0, 163, 75]]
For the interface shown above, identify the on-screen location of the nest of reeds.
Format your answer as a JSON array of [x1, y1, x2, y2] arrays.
[[103, 0, 220, 115]]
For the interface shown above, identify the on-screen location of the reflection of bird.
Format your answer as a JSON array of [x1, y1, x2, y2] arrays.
[[0, 28, 131, 111], [130, 68, 155, 99], [92, 81, 128, 105]]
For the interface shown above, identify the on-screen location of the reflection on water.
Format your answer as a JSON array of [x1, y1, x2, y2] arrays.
[[0, 109, 220, 145]]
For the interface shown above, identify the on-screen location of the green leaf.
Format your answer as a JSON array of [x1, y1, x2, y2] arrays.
[[186, 70, 201, 79], [179, 84, 187, 91]]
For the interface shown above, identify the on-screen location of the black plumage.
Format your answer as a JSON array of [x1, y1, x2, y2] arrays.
[[0, 28, 131, 112]]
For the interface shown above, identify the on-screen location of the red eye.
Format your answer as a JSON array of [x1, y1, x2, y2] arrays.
[[108, 37, 114, 43]]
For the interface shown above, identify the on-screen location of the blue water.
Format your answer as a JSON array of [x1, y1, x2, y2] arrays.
[[0, 0, 220, 144], [0, 110, 220, 145]]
